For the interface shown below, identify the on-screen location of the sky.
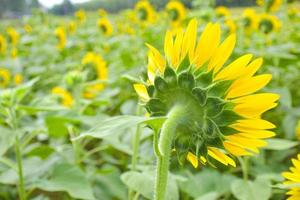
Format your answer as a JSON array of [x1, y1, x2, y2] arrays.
[[38, 0, 90, 8]]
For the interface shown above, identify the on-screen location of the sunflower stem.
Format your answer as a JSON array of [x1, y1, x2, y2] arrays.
[[154, 105, 186, 200]]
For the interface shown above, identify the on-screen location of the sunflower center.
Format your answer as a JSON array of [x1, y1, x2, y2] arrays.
[[100, 24, 107, 34], [84, 63, 98, 81], [138, 8, 148, 21], [243, 17, 252, 28], [168, 9, 179, 21], [259, 19, 274, 34]]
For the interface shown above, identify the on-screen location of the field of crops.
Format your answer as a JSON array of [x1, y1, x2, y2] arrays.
[[0, 0, 300, 200]]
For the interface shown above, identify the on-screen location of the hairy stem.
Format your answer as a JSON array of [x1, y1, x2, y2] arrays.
[[155, 105, 186, 200]]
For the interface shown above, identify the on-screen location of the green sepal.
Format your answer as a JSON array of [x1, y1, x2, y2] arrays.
[[202, 118, 219, 138], [154, 76, 168, 93], [219, 126, 237, 136], [195, 70, 213, 88], [213, 110, 242, 127], [146, 98, 167, 113], [164, 66, 177, 86], [178, 72, 195, 90], [206, 136, 224, 149], [205, 97, 225, 117], [177, 54, 190, 72], [207, 80, 232, 98], [192, 87, 207, 106], [147, 85, 155, 97]]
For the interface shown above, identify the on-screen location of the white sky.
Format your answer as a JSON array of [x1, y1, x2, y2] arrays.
[[38, 0, 90, 8]]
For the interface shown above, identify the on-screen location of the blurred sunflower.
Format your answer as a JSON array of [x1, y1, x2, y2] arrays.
[[14, 73, 23, 86], [68, 21, 76, 34], [52, 87, 74, 108], [135, 0, 156, 24], [282, 154, 300, 200], [257, 0, 282, 12], [81, 52, 108, 99], [242, 8, 258, 32], [11, 47, 18, 59], [296, 121, 300, 140], [134, 19, 278, 168], [166, 1, 186, 25], [98, 8, 107, 17], [225, 19, 237, 34], [97, 18, 113, 36], [6, 27, 19, 46], [54, 27, 67, 50], [258, 13, 281, 34], [0, 68, 10, 88], [75, 9, 86, 23], [24, 24, 32, 33], [215, 6, 230, 18], [0, 34, 7, 54], [288, 7, 299, 19]]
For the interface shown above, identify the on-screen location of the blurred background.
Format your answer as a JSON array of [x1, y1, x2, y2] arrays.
[[0, 0, 259, 17]]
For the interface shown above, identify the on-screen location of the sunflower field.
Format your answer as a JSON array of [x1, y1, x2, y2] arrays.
[[0, 0, 300, 199]]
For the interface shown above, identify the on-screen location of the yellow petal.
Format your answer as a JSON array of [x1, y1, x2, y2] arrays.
[[214, 54, 253, 81], [208, 33, 236, 73], [238, 130, 275, 139], [230, 119, 276, 132], [146, 43, 165, 73], [194, 23, 221, 68], [186, 152, 198, 168], [226, 74, 272, 99], [164, 30, 174, 65], [208, 147, 236, 167], [173, 29, 184, 68], [223, 141, 252, 156], [133, 84, 149, 101], [181, 19, 198, 63], [226, 134, 267, 153], [240, 58, 263, 79]]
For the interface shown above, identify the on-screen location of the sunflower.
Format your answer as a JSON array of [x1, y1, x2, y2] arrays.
[[257, 0, 282, 12], [51, 87, 74, 108], [24, 24, 32, 33], [258, 13, 281, 34], [0, 68, 10, 88], [296, 121, 300, 140], [97, 18, 113, 36], [0, 34, 7, 54], [166, 1, 186, 25], [135, 0, 156, 23], [75, 9, 86, 23], [288, 7, 299, 19], [6, 27, 19, 46], [68, 21, 76, 34], [242, 8, 258, 31], [54, 27, 67, 50], [225, 19, 237, 34], [98, 8, 107, 17], [215, 6, 231, 18], [11, 47, 18, 59], [14, 73, 23, 86], [282, 154, 300, 200], [134, 19, 278, 169], [81, 52, 108, 99]]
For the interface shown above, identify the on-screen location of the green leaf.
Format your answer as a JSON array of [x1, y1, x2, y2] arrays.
[[196, 192, 218, 200], [264, 139, 299, 150], [231, 178, 271, 200], [121, 171, 178, 200], [35, 163, 95, 200], [0, 126, 15, 156]]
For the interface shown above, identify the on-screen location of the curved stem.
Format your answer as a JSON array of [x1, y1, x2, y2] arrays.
[[155, 105, 186, 200]]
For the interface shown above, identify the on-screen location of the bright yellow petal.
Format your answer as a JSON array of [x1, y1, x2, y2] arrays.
[[146, 43, 166, 73], [133, 84, 149, 101], [181, 19, 198, 63], [223, 141, 252, 156], [208, 33, 236, 73], [186, 152, 198, 168], [230, 119, 276, 132], [240, 58, 263, 79], [208, 147, 236, 167], [164, 30, 174, 65], [194, 23, 221, 68], [173, 29, 184, 68], [238, 130, 275, 139], [226, 74, 272, 99], [214, 54, 253, 81]]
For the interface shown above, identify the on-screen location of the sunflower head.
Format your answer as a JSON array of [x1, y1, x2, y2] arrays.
[[242, 8, 258, 31], [68, 21, 76, 34], [288, 7, 299, 19], [257, 0, 282, 12], [0, 68, 11, 88], [0, 34, 7, 54], [135, 0, 156, 23], [14, 73, 23, 86], [282, 154, 300, 199], [75, 9, 86, 23], [225, 19, 237, 34], [54, 26, 67, 49], [24, 24, 32, 33], [51, 87, 74, 108], [6, 27, 19, 46], [98, 8, 107, 17], [258, 13, 281, 34], [215, 6, 230, 18], [134, 19, 278, 168], [82, 52, 108, 99], [166, 1, 186, 24], [97, 18, 113, 36], [11, 48, 18, 59]]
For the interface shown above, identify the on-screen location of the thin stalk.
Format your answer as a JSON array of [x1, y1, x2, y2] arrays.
[[15, 137, 26, 200], [129, 105, 142, 200], [238, 157, 249, 181], [155, 105, 185, 200]]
